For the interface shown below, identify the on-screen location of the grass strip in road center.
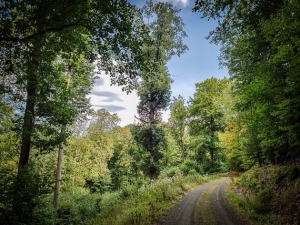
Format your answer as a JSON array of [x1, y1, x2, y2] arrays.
[[195, 179, 225, 225]]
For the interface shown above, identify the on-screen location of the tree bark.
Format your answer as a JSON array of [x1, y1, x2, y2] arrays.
[[53, 64, 71, 212], [14, 37, 39, 223], [53, 126, 65, 211], [19, 79, 36, 168]]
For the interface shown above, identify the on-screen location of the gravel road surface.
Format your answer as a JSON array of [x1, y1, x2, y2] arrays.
[[159, 178, 247, 225]]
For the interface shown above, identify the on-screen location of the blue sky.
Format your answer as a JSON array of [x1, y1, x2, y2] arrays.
[[89, 0, 228, 126]]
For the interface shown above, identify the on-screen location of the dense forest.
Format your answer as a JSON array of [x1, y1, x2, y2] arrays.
[[1, 0, 299, 224]]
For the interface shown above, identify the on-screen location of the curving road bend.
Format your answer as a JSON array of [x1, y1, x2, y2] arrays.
[[159, 178, 247, 225]]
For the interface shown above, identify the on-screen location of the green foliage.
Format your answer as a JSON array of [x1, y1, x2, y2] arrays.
[[180, 159, 204, 176], [17, 187, 102, 225], [193, 0, 300, 166], [188, 77, 229, 166], [131, 125, 167, 156], [168, 95, 188, 159], [0, 96, 14, 134], [131, 124, 167, 178], [88, 174, 216, 225], [226, 189, 275, 225], [159, 166, 181, 179], [55, 188, 101, 225], [159, 127, 183, 168], [0, 165, 54, 225], [88, 175, 112, 194], [1, 1, 147, 221], [136, 0, 188, 124], [227, 165, 300, 225], [119, 185, 139, 199], [108, 143, 132, 191], [137, 68, 172, 124], [133, 0, 188, 181], [63, 109, 122, 189]]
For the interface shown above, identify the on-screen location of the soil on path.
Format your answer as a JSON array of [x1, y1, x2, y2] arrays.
[[159, 178, 247, 225]]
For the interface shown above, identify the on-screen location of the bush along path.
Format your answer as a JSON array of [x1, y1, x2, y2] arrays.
[[227, 165, 300, 225], [88, 175, 218, 225], [160, 177, 247, 225]]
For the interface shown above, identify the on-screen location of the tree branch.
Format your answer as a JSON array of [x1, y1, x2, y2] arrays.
[[0, 19, 85, 43], [134, 115, 149, 125]]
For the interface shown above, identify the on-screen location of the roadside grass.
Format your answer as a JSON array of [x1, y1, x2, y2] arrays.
[[88, 174, 218, 225], [225, 165, 300, 225], [225, 184, 275, 225]]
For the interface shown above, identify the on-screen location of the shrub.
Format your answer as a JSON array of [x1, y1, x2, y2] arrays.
[[227, 164, 300, 225], [120, 185, 139, 199], [89, 174, 217, 225], [159, 166, 181, 179], [180, 160, 203, 175], [55, 187, 101, 225]]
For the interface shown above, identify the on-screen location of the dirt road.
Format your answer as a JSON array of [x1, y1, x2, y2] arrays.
[[160, 178, 247, 225]]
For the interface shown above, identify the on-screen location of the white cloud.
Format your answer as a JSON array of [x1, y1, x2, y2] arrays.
[[89, 74, 139, 127], [89, 72, 170, 127], [162, 110, 170, 122], [159, 0, 190, 7]]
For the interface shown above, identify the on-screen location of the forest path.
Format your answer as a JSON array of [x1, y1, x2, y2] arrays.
[[159, 178, 247, 225]]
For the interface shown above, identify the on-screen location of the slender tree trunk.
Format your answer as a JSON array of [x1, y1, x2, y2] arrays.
[[150, 154, 156, 182], [53, 64, 71, 212], [53, 126, 65, 211]]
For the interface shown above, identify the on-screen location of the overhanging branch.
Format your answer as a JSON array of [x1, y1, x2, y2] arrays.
[[0, 19, 85, 43]]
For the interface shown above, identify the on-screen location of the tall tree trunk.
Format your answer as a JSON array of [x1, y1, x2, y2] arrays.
[[53, 126, 65, 211], [53, 64, 71, 212], [150, 106, 155, 124], [19, 77, 37, 168], [13, 37, 40, 223], [14, 77, 37, 223]]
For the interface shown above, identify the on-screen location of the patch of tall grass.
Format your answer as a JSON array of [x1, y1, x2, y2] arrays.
[[30, 187, 102, 225], [88, 174, 217, 225], [227, 164, 300, 225], [225, 186, 275, 225]]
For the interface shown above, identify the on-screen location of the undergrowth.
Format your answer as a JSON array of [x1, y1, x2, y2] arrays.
[[225, 164, 300, 225], [88, 174, 218, 225]]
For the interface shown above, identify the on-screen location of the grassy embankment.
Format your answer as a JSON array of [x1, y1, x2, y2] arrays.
[[225, 164, 300, 225], [88, 174, 218, 225]]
